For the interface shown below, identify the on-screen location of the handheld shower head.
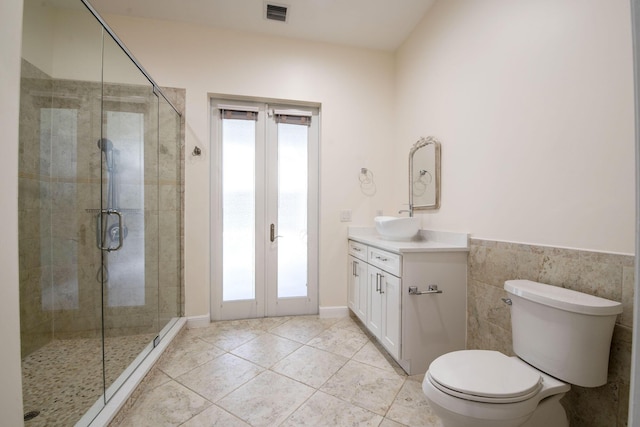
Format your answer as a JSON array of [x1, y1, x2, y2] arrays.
[[98, 138, 116, 172], [97, 138, 113, 152]]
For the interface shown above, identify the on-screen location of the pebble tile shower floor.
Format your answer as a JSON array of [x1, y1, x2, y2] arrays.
[[110, 316, 443, 427], [22, 333, 156, 426]]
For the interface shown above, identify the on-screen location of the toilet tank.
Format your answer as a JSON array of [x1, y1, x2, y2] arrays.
[[504, 280, 622, 387]]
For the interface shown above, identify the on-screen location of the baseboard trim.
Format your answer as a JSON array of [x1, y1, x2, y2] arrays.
[[187, 314, 211, 329], [319, 306, 349, 318]]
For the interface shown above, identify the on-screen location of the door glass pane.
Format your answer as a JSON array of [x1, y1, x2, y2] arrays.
[[277, 123, 308, 298], [222, 119, 256, 301]]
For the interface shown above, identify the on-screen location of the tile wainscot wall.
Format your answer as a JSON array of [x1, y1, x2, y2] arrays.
[[468, 238, 633, 427]]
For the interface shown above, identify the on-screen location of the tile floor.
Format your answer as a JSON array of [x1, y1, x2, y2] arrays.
[[110, 315, 444, 426]]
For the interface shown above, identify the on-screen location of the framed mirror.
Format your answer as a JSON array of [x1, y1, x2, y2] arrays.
[[409, 136, 441, 210]]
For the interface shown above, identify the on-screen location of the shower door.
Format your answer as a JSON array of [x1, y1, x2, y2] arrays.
[[99, 33, 159, 401]]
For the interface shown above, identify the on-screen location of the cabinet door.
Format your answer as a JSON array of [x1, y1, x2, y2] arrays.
[[348, 256, 368, 322], [348, 255, 359, 312], [367, 265, 383, 338], [356, 262, 367, 321], [381, 273, 401, 360]]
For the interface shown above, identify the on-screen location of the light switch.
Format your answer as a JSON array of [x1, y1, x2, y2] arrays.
[[340, 209, 352, 222]]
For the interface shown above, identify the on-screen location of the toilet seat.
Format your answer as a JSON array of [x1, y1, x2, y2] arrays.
[[423, 351, 571, 427], [428, 350, 543, 404]]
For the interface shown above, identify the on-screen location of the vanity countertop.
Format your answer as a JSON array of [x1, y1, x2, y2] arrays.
[[348, 227, 469, 254]]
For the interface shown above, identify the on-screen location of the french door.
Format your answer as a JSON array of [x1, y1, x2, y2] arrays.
[[211, 99, 319, 320]]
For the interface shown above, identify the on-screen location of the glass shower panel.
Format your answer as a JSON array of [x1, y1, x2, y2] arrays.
[[158, 94, 182, 337], [19, 0, 105, 424], [100, 33, 159, 401]]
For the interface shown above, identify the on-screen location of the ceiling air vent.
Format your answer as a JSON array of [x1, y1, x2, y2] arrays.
[[265, 3, 288, 22]]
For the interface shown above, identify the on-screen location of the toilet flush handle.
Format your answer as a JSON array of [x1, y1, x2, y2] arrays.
[[501, 298, 512, 305]]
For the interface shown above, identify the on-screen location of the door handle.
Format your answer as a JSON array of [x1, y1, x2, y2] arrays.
[[375, 273, 380, 292], [270, 223, 283, 242], [97, 209, 124, 252], [353, 260, 359, 277]]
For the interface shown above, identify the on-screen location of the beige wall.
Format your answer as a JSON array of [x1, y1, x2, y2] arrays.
[[99, 15, 397, 317], [395, 0, 635, 255], [20, 0, 54, 75], [22, 4, 141, 84], [1, 0, 26, 425]]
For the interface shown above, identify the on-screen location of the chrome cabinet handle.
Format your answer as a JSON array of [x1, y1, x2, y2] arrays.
[[408, 285, 443, 295], [375, 255, 389, 262], [374, 273, 385, 294], [352, 260, 359, 277]]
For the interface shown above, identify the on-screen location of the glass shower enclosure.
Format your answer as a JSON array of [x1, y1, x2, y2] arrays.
[[18, 0, 183, 425]]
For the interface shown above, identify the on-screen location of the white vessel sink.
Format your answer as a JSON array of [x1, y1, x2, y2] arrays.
[[374, 216, 420, 240]]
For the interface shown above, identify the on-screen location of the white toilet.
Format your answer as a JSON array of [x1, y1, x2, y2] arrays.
[[422, 279, 623, 427]]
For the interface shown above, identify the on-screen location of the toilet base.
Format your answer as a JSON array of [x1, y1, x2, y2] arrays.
[[427, 392, 568, 427], [426, 398, 532, 427], [520, 394, 568, 427]]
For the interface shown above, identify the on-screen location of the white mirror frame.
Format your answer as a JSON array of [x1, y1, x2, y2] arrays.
[[409, 136, 441, 211]]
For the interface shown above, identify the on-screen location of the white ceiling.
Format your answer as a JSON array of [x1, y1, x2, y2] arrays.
[[87, 0, 436, 51]]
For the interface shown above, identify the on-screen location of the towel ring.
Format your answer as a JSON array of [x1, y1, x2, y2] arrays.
[[359, 167, 373, 184]]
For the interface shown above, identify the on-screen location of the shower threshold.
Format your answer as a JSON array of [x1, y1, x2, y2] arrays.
[[76, 317, 185, 427]]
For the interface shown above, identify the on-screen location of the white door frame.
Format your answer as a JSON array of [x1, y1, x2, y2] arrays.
[[209, 97, 319, 321]]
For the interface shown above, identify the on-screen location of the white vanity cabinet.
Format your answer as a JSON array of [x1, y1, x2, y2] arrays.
[[347, 234, 467, 375]]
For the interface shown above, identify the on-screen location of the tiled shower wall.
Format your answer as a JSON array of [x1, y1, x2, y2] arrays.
[[468, 238, 633, 427]]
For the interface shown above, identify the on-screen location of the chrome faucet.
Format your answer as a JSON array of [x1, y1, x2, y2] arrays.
[[398, 204, 413, 217]]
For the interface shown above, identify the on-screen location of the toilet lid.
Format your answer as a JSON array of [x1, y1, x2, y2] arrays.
[[428, 350, 542, 403]]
